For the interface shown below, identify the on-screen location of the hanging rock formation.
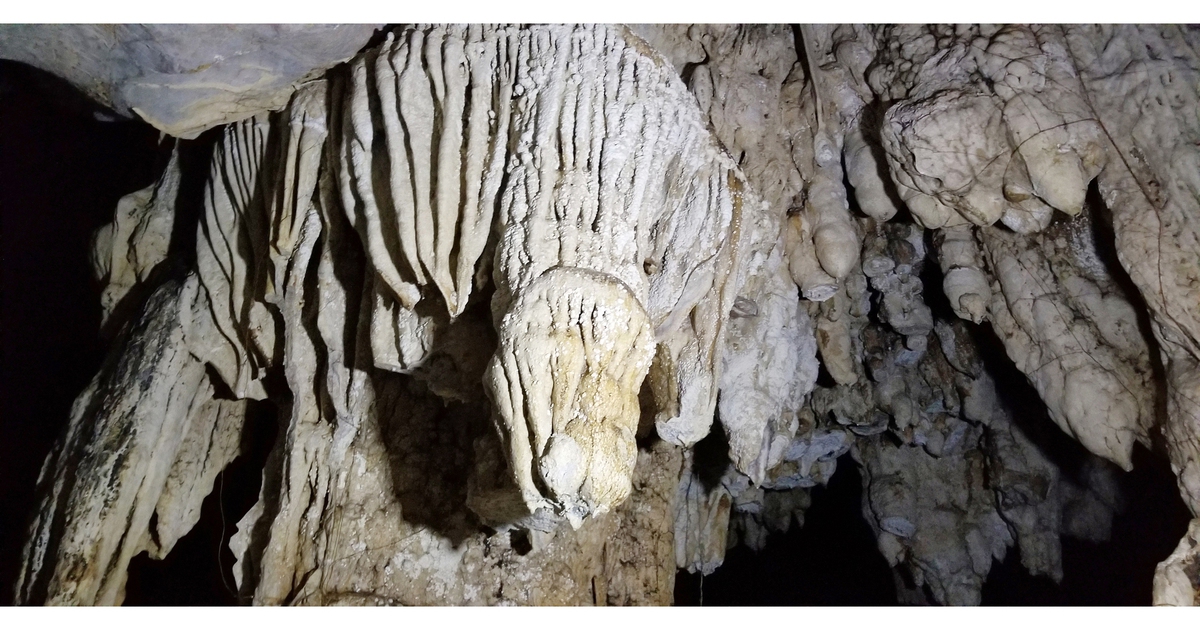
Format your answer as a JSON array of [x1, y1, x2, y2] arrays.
[[0, 24, 378, 138], [7, 23, 1200, 606]]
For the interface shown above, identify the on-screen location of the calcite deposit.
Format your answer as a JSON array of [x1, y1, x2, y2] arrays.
[[6, 23, 1200, 606]]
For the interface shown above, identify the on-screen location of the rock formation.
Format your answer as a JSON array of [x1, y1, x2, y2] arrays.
[[5, 23, 1200, 606], [0, 24, 377, 138]]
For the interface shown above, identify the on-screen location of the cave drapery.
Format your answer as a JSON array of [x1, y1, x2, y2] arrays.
[[2, 23, 1199, 606]]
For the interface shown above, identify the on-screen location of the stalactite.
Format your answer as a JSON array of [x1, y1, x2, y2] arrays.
[[9, 22, 1200, 607]]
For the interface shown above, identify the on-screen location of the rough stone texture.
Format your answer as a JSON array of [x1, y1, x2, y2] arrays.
[[1154, 517, 1200, 606], [15, 24, 755, 605], [839, 27, 1200, 602], [633, 25, 822, 485], [1069, 26, 1200, 516], [0, 24, 378, 138], [16, 280, 213, 605], [979, 210, 1156, 470], [335, 25, 757, 523], [13, 23, 1200, 607], [90, 145, 178, 331]]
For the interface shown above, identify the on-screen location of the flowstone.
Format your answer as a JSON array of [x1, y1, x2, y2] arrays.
[[11, 23, 1200, 606]]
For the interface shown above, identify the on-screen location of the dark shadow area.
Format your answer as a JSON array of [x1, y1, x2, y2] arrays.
[[691, 417, 733, 492], [372, 368, 493, 546], [674, 454, 897, 605], [124, 398, 279, 606], [0, 60, 168, 604], [983, 443, 1191, 605], [918, 205, 1192, 604]]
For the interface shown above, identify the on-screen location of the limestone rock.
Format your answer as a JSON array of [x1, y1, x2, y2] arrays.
[[14, 22, 1200, 608], [1155, 518, 1200, 606], [979, 211, 1155, 470], [0, 24, 377, 138], [16, 280, 212, 605], [90, 144, 178, 331]]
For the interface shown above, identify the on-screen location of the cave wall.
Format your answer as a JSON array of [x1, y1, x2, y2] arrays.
[[4, 23, 1199, 606]]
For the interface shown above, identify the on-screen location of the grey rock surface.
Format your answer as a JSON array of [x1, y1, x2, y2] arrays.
[[0, 24, 378, 137]]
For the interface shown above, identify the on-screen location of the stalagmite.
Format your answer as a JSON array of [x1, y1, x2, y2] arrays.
[[16, 281, 212, 605]]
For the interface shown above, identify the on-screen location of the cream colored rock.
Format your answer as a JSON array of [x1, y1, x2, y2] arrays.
[[881, 90, 1011, 227], [649, 25, 867, 306], [898, 187, 963, 230], [15, 281, 212, 605], [150, 397, 247, 560], [91, 145, 178, 330], [845, 126, 900, 222], [1154, 518, 1200, 606], [18, 22, 1200, 608], [794, 26, 865, 289], [864, 25, 1199, 524], [810, 172, 862, 280], [635, 25, 803, 220], [183, 116, 276, 401], [785, 212, 838, 301], [719, 246, 820, 482], [868, 26, 1112, 234], [221, 24, 752, 604], [339, 27, 511, 317], [815, 284, 861, 386], [1070, 24, 1200, 513], [980, 220, 1154, 470], [265, 81, 329, 303], [936, 225, 992, 324], [469, 25, 753, 513], [486, 268, 655, 521], [368, 288, 448, 373]]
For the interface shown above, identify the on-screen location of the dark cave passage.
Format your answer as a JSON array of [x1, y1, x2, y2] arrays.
[[123, 398, 279, 606], [674, 454, 897, 606], [982, 442, 1193, 605]]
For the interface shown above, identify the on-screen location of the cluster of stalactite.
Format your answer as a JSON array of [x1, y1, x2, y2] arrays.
[[13, 24, 1200, 606]]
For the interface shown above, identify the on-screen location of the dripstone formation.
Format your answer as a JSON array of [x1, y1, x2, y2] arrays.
[[4, 24, 1199, 606]]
